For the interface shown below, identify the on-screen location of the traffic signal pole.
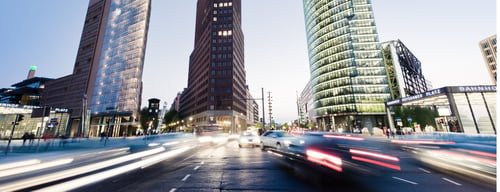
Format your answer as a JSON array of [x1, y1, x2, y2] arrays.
[[5, 114, 20, 155]]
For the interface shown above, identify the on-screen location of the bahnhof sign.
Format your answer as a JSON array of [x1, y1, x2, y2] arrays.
[[385, 85, 496, 135]]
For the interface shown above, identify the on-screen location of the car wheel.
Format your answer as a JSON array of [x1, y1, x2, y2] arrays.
[[276, 143, 281, 149]]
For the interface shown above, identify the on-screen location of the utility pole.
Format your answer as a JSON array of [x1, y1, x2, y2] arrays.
[[261, 88, 266, 130], [267, 91, 273, 129]]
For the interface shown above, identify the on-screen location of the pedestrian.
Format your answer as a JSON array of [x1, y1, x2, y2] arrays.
[[100, 131, 106, 142], [22, 132, 29, 145], [29, 132, 35, 144]]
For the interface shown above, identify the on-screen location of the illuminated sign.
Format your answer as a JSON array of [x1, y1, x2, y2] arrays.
[[454, 85, 496, 93]]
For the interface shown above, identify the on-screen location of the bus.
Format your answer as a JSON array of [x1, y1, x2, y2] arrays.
[[195, 124, 227, 143]]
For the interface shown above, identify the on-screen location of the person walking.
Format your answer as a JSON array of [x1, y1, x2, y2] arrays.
[[22, 132, 29, 145]]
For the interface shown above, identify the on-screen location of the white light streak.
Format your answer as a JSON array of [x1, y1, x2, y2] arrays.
[[0, 159, 41, 171], [0, 147, 165, 192], [0, 158, 73, 178]]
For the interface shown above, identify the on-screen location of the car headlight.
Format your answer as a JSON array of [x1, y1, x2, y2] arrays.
[[284, 140, 292, 146]]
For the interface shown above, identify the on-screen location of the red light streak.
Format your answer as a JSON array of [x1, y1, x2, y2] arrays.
[[306, 149, 343, 172], [352, 156, 401, 170], [460, 149, 497, 158], [349, 149, 399, 162]]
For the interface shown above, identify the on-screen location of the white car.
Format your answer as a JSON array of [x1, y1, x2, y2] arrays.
[[260, 130, 301, 151], [238, 131, 260, 148]]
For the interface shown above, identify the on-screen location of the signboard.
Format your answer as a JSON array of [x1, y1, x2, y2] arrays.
[[32, 107, 51, 118]]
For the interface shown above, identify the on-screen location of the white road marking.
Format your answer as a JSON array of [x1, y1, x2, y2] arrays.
[[392, 177, 418, 185], [182, 174, 191, 181], [201, 161, 205, 164], [169, 188, 177, 192], [418, 167, 431, 174], [194, 166, 200, 170], [443, 177, 462, 186]]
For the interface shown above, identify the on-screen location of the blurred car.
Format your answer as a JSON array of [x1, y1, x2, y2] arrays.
[[259, 130, 302, 151], [238, 131, 260, 148]]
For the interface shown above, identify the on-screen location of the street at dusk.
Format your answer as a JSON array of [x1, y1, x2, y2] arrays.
[[0, 0, 496, 191]]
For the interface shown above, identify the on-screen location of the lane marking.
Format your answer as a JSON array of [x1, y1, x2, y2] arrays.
[[418, 168, 431, 174], [194, 166, 200, 170], [392, 177, 418, 185], [443, 177, 462, 186], [169, 188, 177, 192], [201, 161, 205, 164], [182, 174, 191, 181]]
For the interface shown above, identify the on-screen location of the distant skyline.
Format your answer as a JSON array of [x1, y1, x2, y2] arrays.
[[0, 0, 496, 123]]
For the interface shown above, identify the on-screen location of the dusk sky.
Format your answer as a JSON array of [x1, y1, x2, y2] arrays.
[[0, 0, 496, 123]]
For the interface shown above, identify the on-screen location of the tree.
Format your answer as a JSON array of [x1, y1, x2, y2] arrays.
[[393, 106, 438, 130], [139, 107, 149, 133], [163, 110, 180, 132]]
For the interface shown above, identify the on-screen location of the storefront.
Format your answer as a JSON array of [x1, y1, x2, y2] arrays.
[[385, 85, 496, 134], [0, 103, 71, 139]]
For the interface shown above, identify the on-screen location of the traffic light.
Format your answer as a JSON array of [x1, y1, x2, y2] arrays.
[[17, 114, 24, 122]]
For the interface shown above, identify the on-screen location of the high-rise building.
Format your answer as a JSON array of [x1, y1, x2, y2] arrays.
[[381, 39, 430, 99], [179, 0, 247, 133], [302, 0, 391, 132], [479, 35, 496, 85], [41, 0, 151, 137]]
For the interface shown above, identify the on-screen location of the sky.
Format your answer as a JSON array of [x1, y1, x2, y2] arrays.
[[0, 0, 496, 124]]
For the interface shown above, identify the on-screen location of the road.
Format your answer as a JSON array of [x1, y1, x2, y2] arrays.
[[0, 134, 495, 192]]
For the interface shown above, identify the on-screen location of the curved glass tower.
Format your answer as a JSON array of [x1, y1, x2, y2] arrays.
[[302, 0, 390, 131], [90, 0, 150, 116]]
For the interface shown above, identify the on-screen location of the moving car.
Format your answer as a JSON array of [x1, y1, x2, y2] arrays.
[[238, 131, 260, 148], [259, 130, 301, 151]]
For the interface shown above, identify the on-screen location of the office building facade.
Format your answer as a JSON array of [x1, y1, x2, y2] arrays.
[[302, 0, 391, 132], [42, 0, 151, 137], [479, 35, 497, 85], [179, 0, 248, 133]]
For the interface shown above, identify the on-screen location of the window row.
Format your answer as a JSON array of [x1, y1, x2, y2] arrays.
[[211, 70, 233, 76], [213, 2, 232, 8], [212, 46, 232, 51], [213, 9, 233, 14], [211, 54, 233, 59], [213, 16, 233, 22], [211, 61, 233, 67]]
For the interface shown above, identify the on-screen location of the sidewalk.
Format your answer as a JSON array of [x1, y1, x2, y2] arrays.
[[0, 136, 150, 164], [0, 133, 196, 164]]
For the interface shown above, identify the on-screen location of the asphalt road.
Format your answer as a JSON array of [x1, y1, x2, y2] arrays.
[[0, 136, 495, 192]]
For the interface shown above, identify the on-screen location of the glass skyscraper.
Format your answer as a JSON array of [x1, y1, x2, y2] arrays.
[[302, 0, 391, 131], [42, 0, 151, 137]]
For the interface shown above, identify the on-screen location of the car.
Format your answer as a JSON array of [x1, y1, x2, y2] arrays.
[[238, 131, 260, 148], [259, 130, 301, 151]]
